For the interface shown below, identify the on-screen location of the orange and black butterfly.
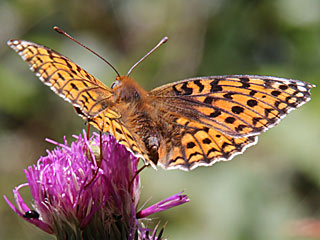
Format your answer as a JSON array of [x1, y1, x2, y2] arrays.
[[8, 33, 314, 171]]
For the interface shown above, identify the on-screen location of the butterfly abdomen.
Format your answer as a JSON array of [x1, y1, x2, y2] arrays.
[[132, 111, 161, 164]]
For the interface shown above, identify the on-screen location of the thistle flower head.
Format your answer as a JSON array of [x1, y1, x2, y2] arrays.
[[4, 131, 189, 239]]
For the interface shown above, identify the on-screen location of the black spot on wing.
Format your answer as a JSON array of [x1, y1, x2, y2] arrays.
[[235, 124, 247, 132], [172, 85, 182, 95], [204, 96, 214, 104], [187, 142, 196, 149], [239, 77, 250, 88], [202, 138, 212, 144], [209, 109, 221, 118], [70, 83, 79, 91], [210, 80, 222, 92], [247, 99, 258, 107], [279, 85, 288, 90], [252, 117, 262, 126], [231, 106, 244, 114], [223, 93, 234, 99], [194, 80, 204, 92], [271, 90, 281, 97], [57, 72, 65, 80], [249, 90, 257, 96], [225, 117, 236, 124], [181, 82, 193, 95]]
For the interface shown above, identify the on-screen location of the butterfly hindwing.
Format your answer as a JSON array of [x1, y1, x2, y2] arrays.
[[89, 108, 150, 162], [157, 115, 257, 170]]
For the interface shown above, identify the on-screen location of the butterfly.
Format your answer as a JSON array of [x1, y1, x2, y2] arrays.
[[8, 37, 314, 171]]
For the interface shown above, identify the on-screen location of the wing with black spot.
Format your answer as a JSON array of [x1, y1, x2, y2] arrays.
[[8, 39, 114, 118], [157, 115, 257, 170], [89, 108, 150, 163], [150, 75, 314, 138], [150, 75, 314, 170]]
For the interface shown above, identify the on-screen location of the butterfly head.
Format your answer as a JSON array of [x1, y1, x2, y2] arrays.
[[112, 76, 147, 102]]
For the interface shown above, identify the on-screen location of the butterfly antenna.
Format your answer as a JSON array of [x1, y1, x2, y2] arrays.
[[127, 36, 168, 76], [53, 26, 121, 78]]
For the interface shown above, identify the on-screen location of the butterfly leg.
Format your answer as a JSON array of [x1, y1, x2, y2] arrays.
[[84, 130, 104, 188], [129, 163, 148, 193], [75, 106, 95, 164], [86, 122, 91, 141], [83, 122, 96, 171]]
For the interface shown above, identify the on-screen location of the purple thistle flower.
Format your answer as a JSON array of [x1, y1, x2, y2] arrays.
[[4, 131, 189, 239]]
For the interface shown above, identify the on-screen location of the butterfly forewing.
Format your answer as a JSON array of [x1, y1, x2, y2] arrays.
[[150, 76, 314, 137], [8, 39, 150, 164], [8, 39, 113, 117]]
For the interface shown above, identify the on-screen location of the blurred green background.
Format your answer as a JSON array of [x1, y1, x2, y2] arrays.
[[1, 0, 320, 239]]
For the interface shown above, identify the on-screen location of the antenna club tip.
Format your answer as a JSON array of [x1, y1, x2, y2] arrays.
[[53, 26, 63, 34], [162, 36, 169, 43]]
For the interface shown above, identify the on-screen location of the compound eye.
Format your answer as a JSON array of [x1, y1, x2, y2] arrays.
[[111, 80, 119, 89]]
